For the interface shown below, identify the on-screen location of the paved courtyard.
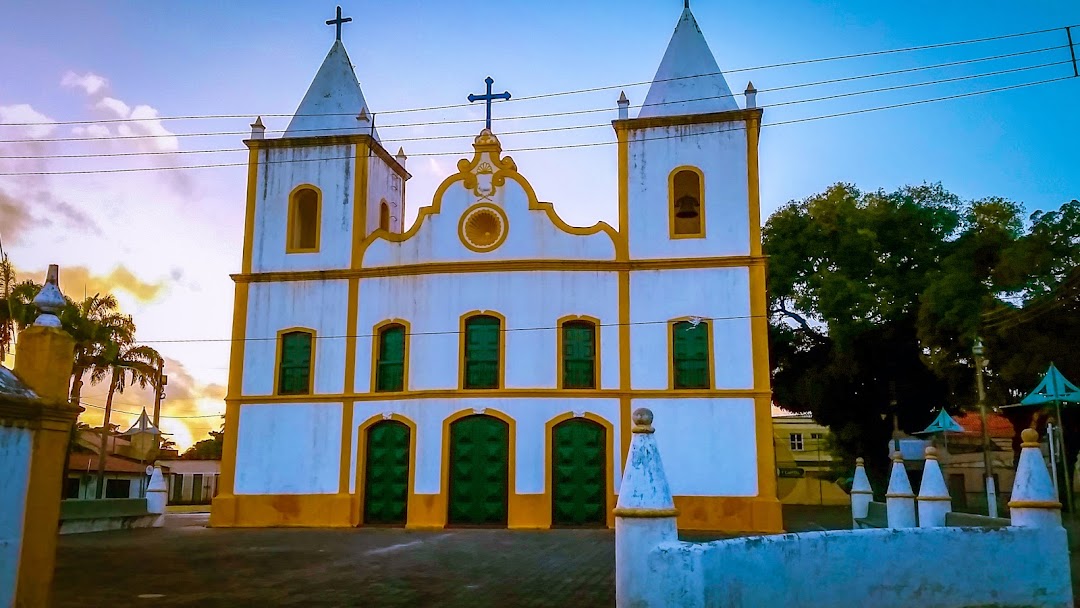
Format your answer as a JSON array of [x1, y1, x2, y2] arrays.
[[53, 506, 1078, 607]]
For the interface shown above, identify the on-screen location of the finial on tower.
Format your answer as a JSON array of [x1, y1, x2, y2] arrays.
[[745, 82, 758, 109], [617, 91, 630, 120], [32, 265, 65, 328], [250, 116, 265, 140], [326, 6, 352, 42]]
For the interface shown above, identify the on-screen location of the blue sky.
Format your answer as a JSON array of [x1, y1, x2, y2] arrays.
[[0, 1, 1077, 445]]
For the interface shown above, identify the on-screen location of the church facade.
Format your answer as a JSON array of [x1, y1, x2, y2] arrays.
[[211, 5, 782, 532]]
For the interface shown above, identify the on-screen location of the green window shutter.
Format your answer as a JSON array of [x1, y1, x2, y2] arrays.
[[672, 321, 710, 389], [278, 331, 313, 395], [376, 325, 406, 392], [562, 322, 596, 389], [464, 316, 500, 389]]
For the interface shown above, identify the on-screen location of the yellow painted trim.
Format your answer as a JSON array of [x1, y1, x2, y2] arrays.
[[457, 202, 510, 253], [615, 125, 629, 260], [746, 112, 763, 257], [209, 494, 353, 528], [612, 507, 679, 518], [285, 183, 322, 254], [545, 412, 617, 528], [370, 318, 411, 393], [350, 141, 370, 268], [667, 317, 716, 391], [245, 133, 410, 180], [339, 278, 360, 494], [556, 314, 602, 390], [17, 418, 74, 606], [1008, 500, 1062, 509], [351, 131, 619, 266], [233, 255, 766, 283], [748, 263, 779, 503], [668, 165, 706, 239], [241, 149, 259, 274], [353, 413, 419, 527], [672, 496, 783, 532], [216, 281, 249, 500], [440, 408, 518, 527], [614, 107, 762, 131], [272, 327, 317, 396], [226, 387, 772, 404], [458, 310, 507, 390], [616, 125, 633, 465]]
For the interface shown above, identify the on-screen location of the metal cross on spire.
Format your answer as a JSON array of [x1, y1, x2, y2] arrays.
[[467, 76, 512, 131], [326, 6, 352, 41]]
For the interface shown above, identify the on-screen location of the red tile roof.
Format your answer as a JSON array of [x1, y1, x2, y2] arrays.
[[953, 412, 1015, 438], [68, 453, 150, 475]]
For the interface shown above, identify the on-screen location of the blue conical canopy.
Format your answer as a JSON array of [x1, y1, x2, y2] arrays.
[[1020, 363, 1080, 406], [915, 408, 964, 435]]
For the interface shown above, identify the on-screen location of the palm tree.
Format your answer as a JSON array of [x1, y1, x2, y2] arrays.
[[64, 294, 136, 407], [94, 340, 162, 499]]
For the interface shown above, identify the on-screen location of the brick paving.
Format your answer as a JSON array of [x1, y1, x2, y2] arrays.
[[48, 506, 878, 607]]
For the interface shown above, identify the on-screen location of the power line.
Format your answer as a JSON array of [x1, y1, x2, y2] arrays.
[[3, 54, 1069, 162], [79, 399, 224, 419], [1, 24, 1070, 127], [0, 72, 1072, 176]]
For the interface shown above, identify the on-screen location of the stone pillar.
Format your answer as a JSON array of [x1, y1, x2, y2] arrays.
[[1, 265, 82, 608], [885, 451, 917, 528], [146, 466, 167, 527], [615, 408, 680, 608], [1009, 428, 1063, 528], [917, 446, 952, 527], [850, 456, 873, 528]]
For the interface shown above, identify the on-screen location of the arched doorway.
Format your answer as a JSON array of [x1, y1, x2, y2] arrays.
[[447, 415, 509, 526], [551, 418, 606, 527], [362, 420, 410, 525]]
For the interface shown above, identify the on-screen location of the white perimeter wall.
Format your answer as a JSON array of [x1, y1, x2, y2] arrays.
[[637, 398, 757, 496], [629, 268, 753, 390], [243, 280, 350, 396], [355, 272, 620, 391], [626, 123, 750, 260], [0, 425, 32, 606], [349, 398, 621, 495], [251, 145, 356, 272], [234, 403, 342, 495]]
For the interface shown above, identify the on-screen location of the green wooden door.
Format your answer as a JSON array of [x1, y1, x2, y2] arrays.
[[551, 419, 606, 526], [672, 321, 710, 389], [363, 421, 410, 525], [376, 325, 405, 392], [448, 415, 509, 526], [562, 321, 596, 388], [464, 316, 500, 389]]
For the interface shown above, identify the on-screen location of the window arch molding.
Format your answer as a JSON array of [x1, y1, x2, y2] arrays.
[[371, 318, 411, 392], [668, 166, 706, 239], [379, 199, 391, 232], [556, 314, 601, 390], [274, 327, 317, 395], [458, 310, 507, 390], [286, 183, 322, 253], [667, 316, 714, 390]]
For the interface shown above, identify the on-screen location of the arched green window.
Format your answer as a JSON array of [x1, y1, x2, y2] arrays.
[[671, 320, 710, 389], [463, 315, 500, 389], [375, 324, 406, 392], [562, 320, 597, 389], [278, 330, 313, 395]]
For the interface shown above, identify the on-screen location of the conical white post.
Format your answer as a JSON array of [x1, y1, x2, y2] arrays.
[[615, 408, 679, 608], [851, 457, 873, 528], [1009, 428, 1063, 528], [886, 452, 917, 528], [146, 465, 167, 527], [917, 446, 952, 527]]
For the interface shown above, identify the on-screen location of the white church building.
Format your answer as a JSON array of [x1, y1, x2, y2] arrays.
[[212, 4, 781, 532]]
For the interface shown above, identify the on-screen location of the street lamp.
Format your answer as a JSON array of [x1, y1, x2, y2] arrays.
[[973, 339, 998, 517]]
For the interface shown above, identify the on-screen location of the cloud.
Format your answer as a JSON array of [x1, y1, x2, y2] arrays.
[[0, 103, 56, 139], [0, 185, 102, 244], [95, 96, 131, 118], [0, 191, 33, 242], [61, 71, 108, 96], [94, 97, 179, 153], [71, 124, 111, 138], [59, 265, 166, 303]]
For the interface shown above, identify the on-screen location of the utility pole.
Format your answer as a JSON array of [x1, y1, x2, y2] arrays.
[[973, 339, 998, 517], [152, 359, 166, 428]]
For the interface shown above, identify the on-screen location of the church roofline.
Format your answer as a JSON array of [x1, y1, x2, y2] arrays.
[[612, 107, 761, 131], [244, 133, 411, 180]]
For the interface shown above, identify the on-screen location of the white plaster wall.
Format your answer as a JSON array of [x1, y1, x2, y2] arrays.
[[242, 280, 349, 396], [646, 526, 1072, 608], [0, 425, 32, 606], [354, 272, 619, 391], [234, 403, 342, 495], [251, 145, 356, 272], [629, 268, 753, 390], [638, 398, 757, 496], [362, 170, 616, 266], [627, 122, 751, 259], [367, 156, 405, 234], [348, 398, 622, 495]]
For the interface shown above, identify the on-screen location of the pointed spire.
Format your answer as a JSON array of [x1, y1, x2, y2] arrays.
[[250, 116, 266, 140], [284, 41, 380, 141], [886, 451, 917, 528], [32, 265, 65, 328], [1009, 428, 1062, 527], [123, 408, 160, 436], [850, 456, 874, 527], [917, 446, 952, 527], [617, 91, 630, 120], [638, 4, 739, 118], [744, 81, 758, 109]]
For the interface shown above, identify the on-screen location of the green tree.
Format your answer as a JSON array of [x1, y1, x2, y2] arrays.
[[65, 294, 137, 407], [182, 429, 224, 460]]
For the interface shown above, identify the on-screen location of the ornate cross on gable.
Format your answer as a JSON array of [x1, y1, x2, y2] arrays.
[[326, 6, 352, 41], [467, 76, 512, 131]]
